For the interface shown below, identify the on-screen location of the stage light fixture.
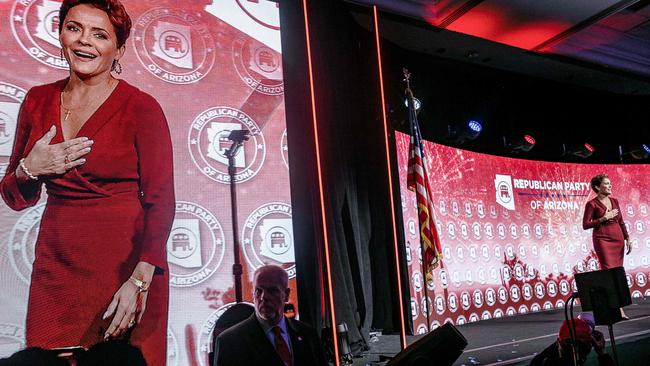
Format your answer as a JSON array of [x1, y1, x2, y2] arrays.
[[404, 97, 421, 111], [630, 143, 650, 159], [619, 144, 650, 160], [448, 120, 482, 144], [564, 142, 595, 159], [504, 134, 536, 153], [467, 120, 482, 135]]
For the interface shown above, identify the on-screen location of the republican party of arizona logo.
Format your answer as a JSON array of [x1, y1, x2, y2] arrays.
[[133, 8, 215, 84], [166, 328, 179, 366], [410, 298, 418, 319], [420, 296, 432, 317], [232, 37, 284, 95], [0, 323, 25, 358], [242, 202, 295, 278], [167, 201, 225, 287], [188, 106, 265, 184], [494, 174, 515, 211], [280, 129, 289, 169], [8, 203, 45, 285], [416, 324, 428, 335], [197, 302, 254, 366], [11, 0, 69, 69], [0, 82, 27, 157], [411, 271, 423, 293]]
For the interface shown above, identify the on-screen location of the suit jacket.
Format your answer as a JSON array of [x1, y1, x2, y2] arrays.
[[214, 314, 328, 366]]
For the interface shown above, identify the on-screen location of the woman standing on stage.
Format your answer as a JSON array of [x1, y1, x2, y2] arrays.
[[582, 173, 631, 318], [0, 0, 174, 364]]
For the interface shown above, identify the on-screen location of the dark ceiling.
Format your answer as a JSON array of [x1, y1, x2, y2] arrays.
[[340, 0, 650, 163], [347, 0, 650, 95]]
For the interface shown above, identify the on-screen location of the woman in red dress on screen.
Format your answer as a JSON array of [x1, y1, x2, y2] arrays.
[[582, 174, 631, 318], [0, 0, 174, 364]]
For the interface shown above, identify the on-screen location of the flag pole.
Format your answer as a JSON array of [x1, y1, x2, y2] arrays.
[[403, 68, 432, 331]]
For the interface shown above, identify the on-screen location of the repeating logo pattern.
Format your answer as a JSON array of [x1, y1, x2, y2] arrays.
[[232, 36, 283, 95], [11, 0, 68, 69], [133, 7, 215, 84], [8, 203, 44, 285], [188, 106, 266, 184], [242, 202, 295, 278], [197, 302, 254, 366], [167, 201, 226, 287], [0, 82, 27, 156]]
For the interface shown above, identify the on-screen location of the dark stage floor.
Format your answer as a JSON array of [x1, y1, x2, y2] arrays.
[[353, 298, 650, 366]]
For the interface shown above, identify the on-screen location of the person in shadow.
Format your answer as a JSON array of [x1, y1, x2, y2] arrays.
[[529, 317, 614, 366], [0, 347, 69, 366], [214, 265, 327, 366], [77, 340, 146, 366]]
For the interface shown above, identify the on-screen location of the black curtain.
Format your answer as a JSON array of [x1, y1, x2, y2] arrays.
[[280, 0, 409, 356]]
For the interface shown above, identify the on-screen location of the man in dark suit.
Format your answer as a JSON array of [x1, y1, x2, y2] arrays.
[[214, 265, 328, 366]]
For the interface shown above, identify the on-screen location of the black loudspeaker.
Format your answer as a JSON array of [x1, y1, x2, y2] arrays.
[[387, 323, 468, 366], [575, 267, 631, 325]]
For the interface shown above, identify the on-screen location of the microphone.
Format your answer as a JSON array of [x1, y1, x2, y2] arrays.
[[227, 129, 250, 143]]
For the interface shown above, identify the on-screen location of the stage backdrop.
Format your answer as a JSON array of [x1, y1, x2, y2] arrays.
[[0, 1, 294, 364], [395, 131, 650, 334]]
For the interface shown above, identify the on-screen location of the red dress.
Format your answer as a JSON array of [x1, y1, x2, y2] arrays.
[[0, 79, 174, 365], [582, 197, 629, 269]]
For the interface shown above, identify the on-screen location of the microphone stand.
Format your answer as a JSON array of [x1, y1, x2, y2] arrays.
[[209, 130, 255, 366], [225, 130, 249, 302]]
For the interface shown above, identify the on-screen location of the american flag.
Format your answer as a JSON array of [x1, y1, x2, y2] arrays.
[[405, 87, 443, 280]]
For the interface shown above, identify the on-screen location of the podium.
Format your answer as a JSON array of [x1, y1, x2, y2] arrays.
[[575, 267, 631, 365]]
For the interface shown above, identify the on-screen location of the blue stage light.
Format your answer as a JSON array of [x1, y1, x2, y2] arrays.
[[468, 120, 482, 133], [643, 144, 650, 154], [447, 120, 483, 144]]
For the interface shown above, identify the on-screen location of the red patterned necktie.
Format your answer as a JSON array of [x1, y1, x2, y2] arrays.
[[272, 325, 292, 366]]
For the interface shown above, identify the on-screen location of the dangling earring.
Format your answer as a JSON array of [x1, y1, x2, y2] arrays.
[[112, 59, 123, 74], [60, 48, 64, 60]]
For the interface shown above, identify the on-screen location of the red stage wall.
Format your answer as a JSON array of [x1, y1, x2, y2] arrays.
[[0, 1, 293, 364], [395, 131, 650, 334]]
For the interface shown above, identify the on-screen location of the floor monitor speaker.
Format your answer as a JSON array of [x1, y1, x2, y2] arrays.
[[388, 322, 468, 366]]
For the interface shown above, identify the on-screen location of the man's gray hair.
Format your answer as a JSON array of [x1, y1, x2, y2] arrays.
[[253, 264, 288, 288]]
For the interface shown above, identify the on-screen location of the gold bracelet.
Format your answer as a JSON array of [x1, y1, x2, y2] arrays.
[[129, 276, 149, 293], [19, 158, 38, 180]]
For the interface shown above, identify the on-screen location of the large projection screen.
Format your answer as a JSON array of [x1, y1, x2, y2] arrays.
[[0, 1, 294, 364], [395, 131, 650, 334]]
